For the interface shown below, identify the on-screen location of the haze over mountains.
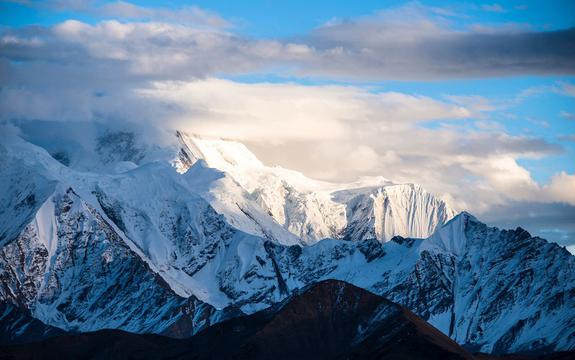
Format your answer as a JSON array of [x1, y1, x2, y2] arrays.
[[1, 121, 574, 357]]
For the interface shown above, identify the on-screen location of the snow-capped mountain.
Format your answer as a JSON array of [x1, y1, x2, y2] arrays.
[[175, 131, 457, 245], [0, 184, 225, 337], [1, 122, 574, 354], [170, 211, 574, 353]]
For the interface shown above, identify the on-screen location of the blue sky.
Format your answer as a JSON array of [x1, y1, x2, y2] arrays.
[[3, 0, 575, 34], [1, 0, 574, 247]]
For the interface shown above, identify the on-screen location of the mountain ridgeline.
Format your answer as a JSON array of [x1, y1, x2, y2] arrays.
[[0, 122, 574, 357], [0, 280, 478, 360]]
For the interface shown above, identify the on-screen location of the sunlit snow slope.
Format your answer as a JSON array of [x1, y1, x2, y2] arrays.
[[175, 131, 456, 245]]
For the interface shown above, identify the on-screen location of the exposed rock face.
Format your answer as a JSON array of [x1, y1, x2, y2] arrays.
[[0, 187, 221, 338], [176, 213, 575, 354]]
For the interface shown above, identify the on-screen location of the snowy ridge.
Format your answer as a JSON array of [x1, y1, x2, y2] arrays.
[[0, 186, 222, 336], [176, 131, 456, 245]]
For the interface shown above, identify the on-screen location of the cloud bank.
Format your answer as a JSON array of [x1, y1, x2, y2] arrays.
[[1, 3, 574, 81]]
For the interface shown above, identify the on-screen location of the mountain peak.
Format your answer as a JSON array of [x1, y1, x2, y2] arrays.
[[420, 211, 478, 256], [176, 131, 264, 173]]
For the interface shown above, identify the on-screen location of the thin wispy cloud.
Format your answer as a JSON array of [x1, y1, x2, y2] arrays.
[[482, 3, 506, 13], [560, 111, 575, 120], [5, 0, 231, 28]]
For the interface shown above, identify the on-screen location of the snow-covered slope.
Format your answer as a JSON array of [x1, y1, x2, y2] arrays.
[[182, 160, 301, 246], [0, 134, 236, 335], [0, 186, 223, 337], [9, 123, 455, 246], [183, 212, 575, 354], [175, 132, 456, 245]]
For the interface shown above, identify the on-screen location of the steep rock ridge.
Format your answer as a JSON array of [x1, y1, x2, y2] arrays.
[[0, 133, 265, 306], [333, 183, 456, 241], [172, 213, 575, 354], [175, 131, 456, 244], [0, 188, 220, 337], [435, 214, 575, 354], [283, 214, 575, 354], [11, 123, 455, 246]]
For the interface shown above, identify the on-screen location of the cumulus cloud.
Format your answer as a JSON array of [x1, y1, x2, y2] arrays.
[[137, 79, 472, 142], [545, 172, 575, 204], [1, 3, 574, 81], [0, 20, 278, 81], [3, 70, 570, 213], [125, 79, 571, 213]]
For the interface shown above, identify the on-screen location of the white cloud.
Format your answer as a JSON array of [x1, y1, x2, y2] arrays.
[[481, 4, 505, 13], [560, 111, 575, 120], [130, 79, 570, 213], [545, 172, 575, 204], [136, 79, 472, 143], [15, 0, 231, 28], [46, 20, 270, 76], [2, 4, 574, 82], [5, 74, 566, 213]]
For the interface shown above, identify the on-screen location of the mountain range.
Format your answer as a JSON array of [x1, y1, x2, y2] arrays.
[[0, 121, 574, 357]]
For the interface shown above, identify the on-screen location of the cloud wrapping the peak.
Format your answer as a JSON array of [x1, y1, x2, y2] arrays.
[[137, 79, 472, 142], [124, 79, 571, 213]]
